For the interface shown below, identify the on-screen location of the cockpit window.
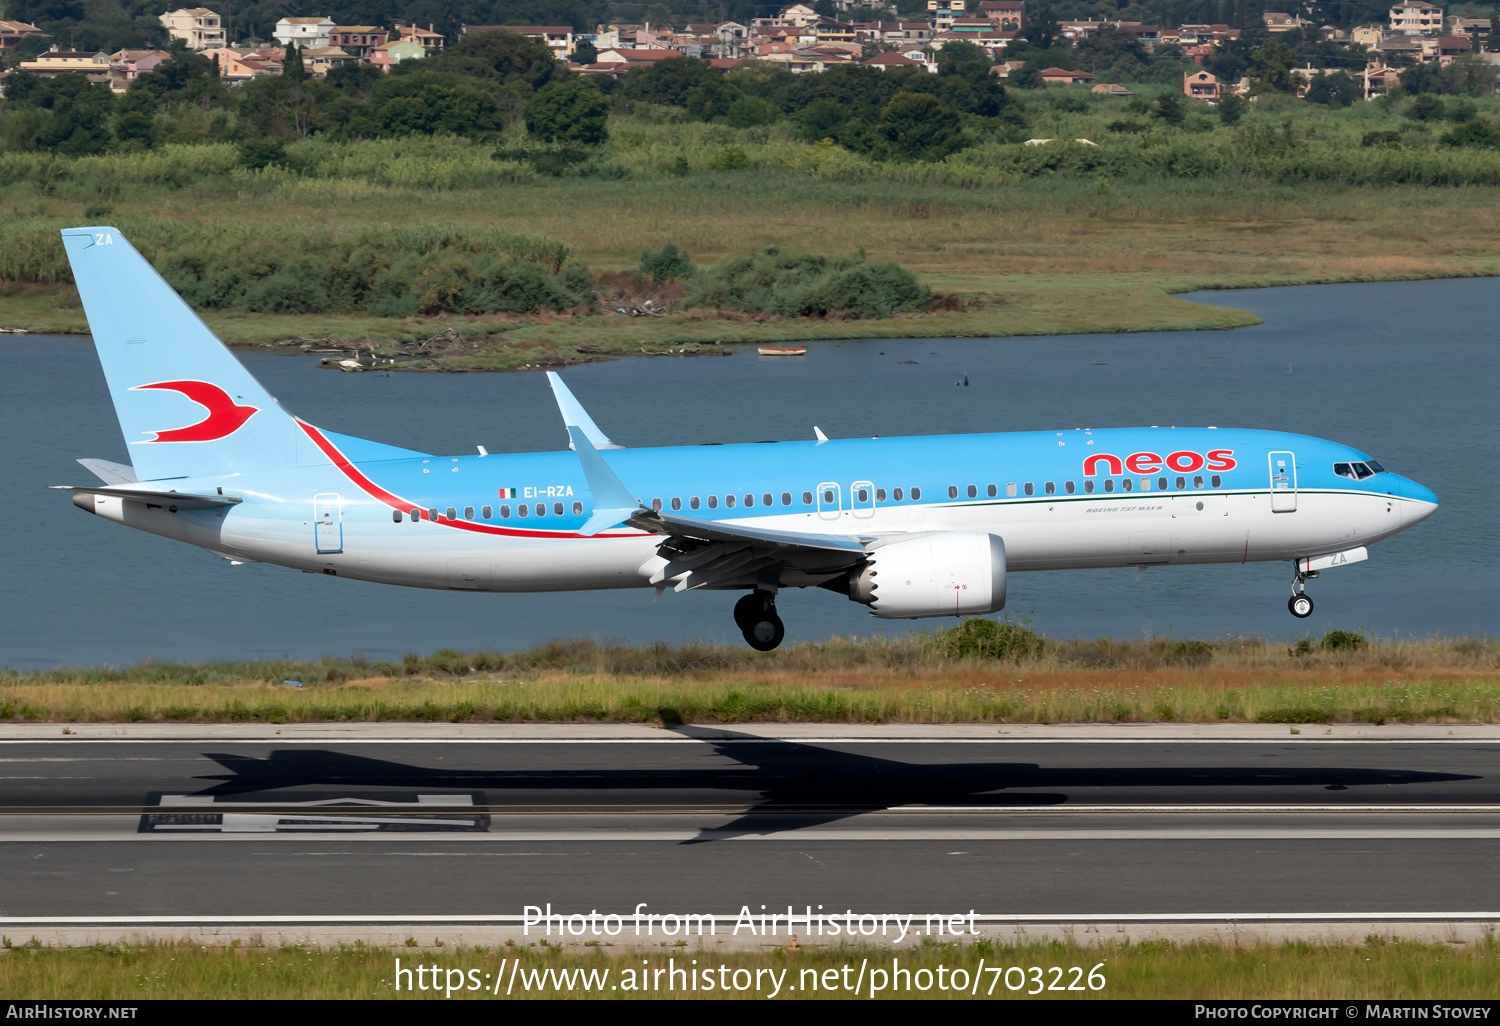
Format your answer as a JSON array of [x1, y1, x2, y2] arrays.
[[1335, 461, 1383, 481]]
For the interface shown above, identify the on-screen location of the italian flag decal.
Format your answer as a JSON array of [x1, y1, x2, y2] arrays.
[[498, 487, 517, 499]]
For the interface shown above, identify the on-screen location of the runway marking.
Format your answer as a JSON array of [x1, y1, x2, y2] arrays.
[[7, 804, 1500, 815], [0, 738, 1494, 746]]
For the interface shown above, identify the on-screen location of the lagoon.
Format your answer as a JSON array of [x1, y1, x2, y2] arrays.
[[2, 277, 1494, 668]]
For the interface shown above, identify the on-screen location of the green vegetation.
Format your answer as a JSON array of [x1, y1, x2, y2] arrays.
[[3, 937, 1498, 999], [5, 630, 1500, 725]]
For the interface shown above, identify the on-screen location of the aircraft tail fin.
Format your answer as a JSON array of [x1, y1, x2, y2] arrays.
[[61, 226, 318, 482]]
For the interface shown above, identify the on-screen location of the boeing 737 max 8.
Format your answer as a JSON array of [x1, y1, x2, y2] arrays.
[[55, 227, 1440, 649]]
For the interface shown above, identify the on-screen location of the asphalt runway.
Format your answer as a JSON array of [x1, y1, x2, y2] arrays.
[[1, 725, 1497, 943]]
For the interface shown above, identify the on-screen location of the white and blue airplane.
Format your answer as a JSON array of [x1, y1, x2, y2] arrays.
[[56, 226, 1440, 649]]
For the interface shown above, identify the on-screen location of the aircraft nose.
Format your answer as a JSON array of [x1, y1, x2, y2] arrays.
[[1398, 478, 1439, 526]]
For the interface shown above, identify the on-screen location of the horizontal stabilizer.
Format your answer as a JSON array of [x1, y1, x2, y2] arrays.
[[52, 484, 242, 510], [76, 458, 137, 485]]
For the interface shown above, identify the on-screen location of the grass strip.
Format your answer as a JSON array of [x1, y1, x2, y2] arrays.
[[1, 937, 1496, 999], [5, 633, 1500, 725]]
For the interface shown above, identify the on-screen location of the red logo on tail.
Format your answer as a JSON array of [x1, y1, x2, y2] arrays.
[[131, 380, 259, 443]]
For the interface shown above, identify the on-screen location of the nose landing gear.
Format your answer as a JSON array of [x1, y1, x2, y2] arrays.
[[733, 590, 785, 651], [1288, 564, 1318, 618]]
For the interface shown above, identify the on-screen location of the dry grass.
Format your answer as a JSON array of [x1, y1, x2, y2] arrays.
[[2, 937, 1497, 999], [6, 634, 1500, 725]]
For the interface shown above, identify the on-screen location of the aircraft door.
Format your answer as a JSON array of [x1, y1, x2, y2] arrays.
[[817, 482, 841, 521], [1269, 452, 1297, 513], [851, 480, 875, 519], [314, 492, 344, 553]]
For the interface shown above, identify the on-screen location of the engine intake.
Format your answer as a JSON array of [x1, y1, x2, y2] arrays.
[[849, 532, 1006, 619]]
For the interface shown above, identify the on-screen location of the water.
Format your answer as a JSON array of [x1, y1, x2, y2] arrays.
[[3, 277, 1496, 668]]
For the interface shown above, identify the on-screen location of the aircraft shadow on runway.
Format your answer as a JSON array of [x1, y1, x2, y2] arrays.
[[182, 730, 1481, 843]]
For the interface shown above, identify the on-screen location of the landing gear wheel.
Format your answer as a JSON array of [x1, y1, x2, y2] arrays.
[[1288, 593, 1314, 618], [744, 610, 785, 652], [732, 593, 761, 632]]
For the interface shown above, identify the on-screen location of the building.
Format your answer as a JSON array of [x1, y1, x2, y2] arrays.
[[274, 17, 334, 49], [977, 2, 1025, 31], [779, 5, 820, 27], [927, 0, 963, 29], [160, 8, 225, 50], [18, 48, 110, 79], [1436, 35, 1474, 60], [1351, 25, 1385, 47], [1038, 66, 1094, 84], [369, 38, 426, 71], [203, 46, 282, 83], [0, 21, 49, 59], [303, 45, 359, 76], [1388, 1, 1442, 35], [1262, 12, 1309, 33], [106, 48, 170, 91], [863, 50, 930, 71], [1091, 82, 1132, 95], [467, 25, 574, 58], [327, 27, 387, 59], [1183, 69, 1220, 101], [1451, 17, 1491, 37], [594, 47, 682, 67], [396, 24, 445, 48]]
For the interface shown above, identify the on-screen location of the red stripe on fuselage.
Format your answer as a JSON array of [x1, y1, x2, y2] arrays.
[[295, 420, 641, 541]]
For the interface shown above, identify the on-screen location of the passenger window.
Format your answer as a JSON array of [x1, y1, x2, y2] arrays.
[[572, 501, 582, 515], [1122, 479, 1132, 492], [1104, 480, 1114, 493], [518, 504, 528, 518], [427, 507, 438, 521], [823, 489, 835, 504], [763, 493, 773, 506], [690, 496, 701, 510], [1045, 481, 1055, 495], [409, 508, 420, 522], [708, 495, 719, 509], [725, 494, 736, 508], [1006, 483, 1017, 497], [1193, 476, 1204, 489], [1084, 480, 1094, 494], [1024, 482, 1034, 496], [894, 487, 903, 501], [1158, 477, 1168, 491], [1140, 478, 1150, 492], [464, 506, 475, 520], [1210, 475, 1221, 488], [948, 485, 959, 499], [500, 505, 510, 518], [554, 502, 564, 516], [671, 497, 682, 511], [446, 506, 457, 520], [876, 488, 886, 502], [392, 509, 402, 523], [536, 503, 546, 517], [966, 484, 977, 498], [987, 484, 997, 498], [482, 505, 492, 519], [1065, 481, 1076, 494], [911, 486, 921, 500], [857, 488, 869, 502], [652, 498, 662, 511], [743, 494, 754, 507], [802, 491, 813, 505], [1176, 476, 1186, 489], [781, 492, 792, 506]]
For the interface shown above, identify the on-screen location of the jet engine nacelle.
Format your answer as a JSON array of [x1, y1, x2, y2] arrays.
[[849, 532, 1006, 619]]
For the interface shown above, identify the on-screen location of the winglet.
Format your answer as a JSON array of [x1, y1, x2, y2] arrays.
[[814, 426, 828, 444], [569, 426, 644, 536], [548, 372, 622, 451]]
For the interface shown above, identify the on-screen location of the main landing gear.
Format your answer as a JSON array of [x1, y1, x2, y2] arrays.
[[1288, 563, 1318, 619], [734, 590, 785, 651]]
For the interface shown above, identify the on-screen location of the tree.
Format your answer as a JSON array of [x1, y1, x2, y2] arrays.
[[872, 91, 970, 161], [1217, 91, 1247, 124], [623, 55, 718, 106], [430, 28, 559, 94], [1304, 70, 1361, 106], [283, 42, 304, 79], [524, 77, 609, 144], [1441, 118, 1500, 148], [1248, 39, 1297, 93], [1153, 88, 1186, 125], [572, 39, 597, 65]]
